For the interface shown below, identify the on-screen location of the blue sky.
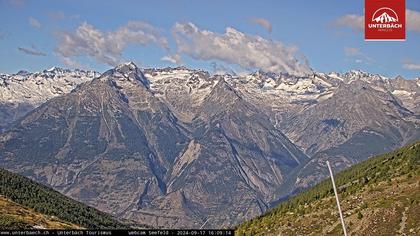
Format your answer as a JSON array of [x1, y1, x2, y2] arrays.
[[0, 0, 419, 78]]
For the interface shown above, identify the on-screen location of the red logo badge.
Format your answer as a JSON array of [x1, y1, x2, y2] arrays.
[[365, 0, 406, 41]]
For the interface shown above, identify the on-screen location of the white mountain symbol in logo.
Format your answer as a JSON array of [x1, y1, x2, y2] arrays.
[[372, 8, 399, 23]]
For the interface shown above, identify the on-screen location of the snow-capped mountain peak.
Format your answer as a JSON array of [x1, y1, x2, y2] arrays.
[[102, 62, 150, 89], [1, 63, 419, 132], [116, 61, 138, 71], [46, 66, 59, 72], [0, 67, 99, 104]]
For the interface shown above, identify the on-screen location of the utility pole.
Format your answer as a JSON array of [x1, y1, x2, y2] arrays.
[[326, 161, 348, 236]]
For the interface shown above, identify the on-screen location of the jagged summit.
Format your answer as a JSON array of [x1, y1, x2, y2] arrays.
[[198, 76, 253, 119], [144, 66, 211, 77], [4, 67, 99, 79], [101, 62, 150, 89], [395, 75, 405, 80], [0, 62, 419, 229], [16, 70, 31, 76], [252, 69, 306, 79], [45, 66, 65, 72], [0, 67, 99, 131], [201, 77, 243, 110], [116, 61, 138, 71], [212, 77, 242, 98]]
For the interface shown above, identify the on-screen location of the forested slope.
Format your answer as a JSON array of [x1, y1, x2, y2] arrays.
[[0, 168, 128, 229]]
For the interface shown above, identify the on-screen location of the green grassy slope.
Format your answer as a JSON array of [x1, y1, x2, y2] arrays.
[[236, 141, 420, 235], [0, 195, 83, 229], [0, 168, 128, 229]]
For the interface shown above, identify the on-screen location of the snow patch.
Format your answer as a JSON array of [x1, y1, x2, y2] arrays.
[[392, 90, 412, 96]]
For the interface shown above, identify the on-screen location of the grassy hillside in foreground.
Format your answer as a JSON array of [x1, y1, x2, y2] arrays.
[[0, 195, 82, 229], [236, 141, 420, 235], [0, 168, 128, 229]]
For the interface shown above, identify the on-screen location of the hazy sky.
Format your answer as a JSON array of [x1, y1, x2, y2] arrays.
[[1, 0, 420, 78]]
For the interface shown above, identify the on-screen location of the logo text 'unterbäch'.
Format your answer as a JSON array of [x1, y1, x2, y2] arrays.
[[365, 0, 405, 41]]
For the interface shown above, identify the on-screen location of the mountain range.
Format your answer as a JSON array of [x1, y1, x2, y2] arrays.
[[0, 62, 419, 228]]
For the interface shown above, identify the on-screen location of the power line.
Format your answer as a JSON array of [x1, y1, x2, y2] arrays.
[[326, 161, 348, 236]]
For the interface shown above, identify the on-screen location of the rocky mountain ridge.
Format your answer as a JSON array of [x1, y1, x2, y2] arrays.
[[0, 62, 419, 228], [0, 63, 309, 228]]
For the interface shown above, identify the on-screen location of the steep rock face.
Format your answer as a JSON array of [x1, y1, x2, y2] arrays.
[[1, 64, 419, 228], [0, 63, 309, 228], [388, 76, 420, 114], [0, 68, 98, 132], [282, 80, 416, 155], [282, 80, 419, 190], [139, 79, 309, 227], [0, 63, 188, 226], [144, 67, 217, 123], [209, 70, 419, 192]]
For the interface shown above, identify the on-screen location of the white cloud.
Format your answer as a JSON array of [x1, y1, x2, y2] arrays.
[[332, 14, 364, 31], [403, 62, 420, 70], [59, 56, 82, 68], [407, 9, 420, 32], [161, 54, 182, 64], [55, 21, 168, 66], [171, 22, 311, 76], [332, 9, 420, 32], [18, 46, 47, 56], [250, 18, 272, 33], [28, 17, 41, 28]]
